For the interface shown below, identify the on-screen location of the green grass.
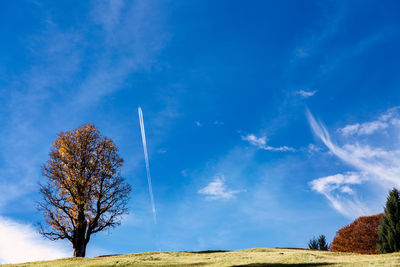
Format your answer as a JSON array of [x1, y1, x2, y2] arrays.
[[4, 248, 400, 267]]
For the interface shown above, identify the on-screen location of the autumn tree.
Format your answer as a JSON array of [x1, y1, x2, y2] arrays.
[[38, 124, 131, 257], [377, 188, 400, 253], [331, 214, 382, 254]]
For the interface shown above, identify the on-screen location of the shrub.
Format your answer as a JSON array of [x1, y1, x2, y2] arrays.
[[331, 214, 382, 254]]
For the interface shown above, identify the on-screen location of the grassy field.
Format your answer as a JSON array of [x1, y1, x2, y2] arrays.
[[4, 248, 400, 267]]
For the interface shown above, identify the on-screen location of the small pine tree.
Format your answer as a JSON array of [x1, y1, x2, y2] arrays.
[[318, 235, 329, 251], [308, 236, 319, 250], [378, 188, 400, 253], [308, 234, 330, 250]]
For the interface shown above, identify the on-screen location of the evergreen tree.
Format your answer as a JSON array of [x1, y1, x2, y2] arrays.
[[308, 235, 329, 250], [318, 235, 329, 251], [378, 188, 400, 253], [308, 237, 319, 250]]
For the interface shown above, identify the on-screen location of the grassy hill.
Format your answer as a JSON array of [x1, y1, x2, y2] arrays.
[[4, 248, 400, 266]]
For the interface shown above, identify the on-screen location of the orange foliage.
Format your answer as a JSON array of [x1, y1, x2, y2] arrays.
[[331, 214, 383, 254], [38, 124, 131, 257]]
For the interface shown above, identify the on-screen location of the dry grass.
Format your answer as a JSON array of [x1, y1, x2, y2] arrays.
[[3, 248, 400, 267]]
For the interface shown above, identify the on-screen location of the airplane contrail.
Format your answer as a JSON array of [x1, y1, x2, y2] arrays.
[[138, 107, 157, 224]]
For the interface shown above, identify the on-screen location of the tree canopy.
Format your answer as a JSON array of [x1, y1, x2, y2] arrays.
[[38, 124, 131, 257], [331, 214, 382, 254]]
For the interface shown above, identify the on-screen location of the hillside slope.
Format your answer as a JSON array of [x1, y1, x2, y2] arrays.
[[3, 248, 400, 266]]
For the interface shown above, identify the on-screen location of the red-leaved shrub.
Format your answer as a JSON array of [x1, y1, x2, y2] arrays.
[[331, 214, 382, 254]]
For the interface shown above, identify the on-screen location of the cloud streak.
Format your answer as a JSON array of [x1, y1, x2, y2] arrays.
[[242, 134, 295, 152], [297, 89, 317, 98], [138, 107, 157, 224]]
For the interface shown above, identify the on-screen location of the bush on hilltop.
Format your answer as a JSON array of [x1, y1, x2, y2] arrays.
[[331, 214, 382, 254]]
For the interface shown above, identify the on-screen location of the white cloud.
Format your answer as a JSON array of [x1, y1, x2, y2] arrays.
[[339, 123, 361, 135], [338, 106, 400, 136], [356, 121, 388, 135], [0, 217, 70, 264], [307, 109, 400, 186], [297, 89, 317, 98], [310, 172, 364, 194], [242, 134, 267, 147], [307, 144, 322, 153], [198, 175, 242, 200], [309, 172, 370, 218], [307, 109, 400, 218], [391, 118, 400, 126], [195, 121, 202, 127], [317, 187, 370, 219], [242, 134, 295, 152], [339, 121, 388, 136]]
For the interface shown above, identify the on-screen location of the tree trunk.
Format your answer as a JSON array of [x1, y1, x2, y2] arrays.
[[73, 218, 88, 257], [73, 239, 86, 257]]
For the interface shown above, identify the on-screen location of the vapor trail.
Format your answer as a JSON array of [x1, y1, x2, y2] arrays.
[[138, 107, 157, 224]]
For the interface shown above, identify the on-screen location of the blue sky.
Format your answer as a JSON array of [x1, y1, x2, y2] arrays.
[[0, 0, 400, 263]]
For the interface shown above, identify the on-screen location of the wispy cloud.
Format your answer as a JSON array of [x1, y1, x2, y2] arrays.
[[338, 106, 400, 136], [309, 172, 370, 218], [76, 0, 168, 106], [287, 3, 392, 102], [307, 109, 400, 185], [198, 175, 242, 200], [307, 108, 400, 218], [242, 134, 295, 152], [243, 134, 266, 147], [291, 2, 347, 62], [91, 0, 125, 37], [0, 217, 69, 264], [310, 172, 364, 195], [307, 144, 322, 153], [297, 89, 317, 98]]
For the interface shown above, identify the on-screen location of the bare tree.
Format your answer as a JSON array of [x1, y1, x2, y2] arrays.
[[38, 124, 131, 257]]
